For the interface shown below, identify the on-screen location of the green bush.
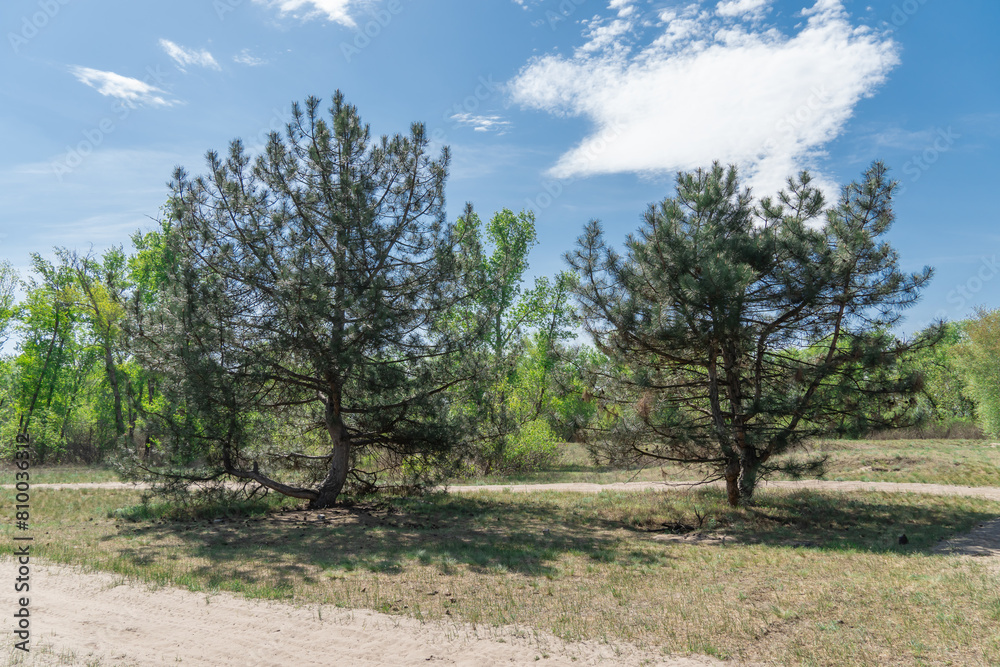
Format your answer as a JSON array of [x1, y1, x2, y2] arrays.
[[501, 419, 562, 473]]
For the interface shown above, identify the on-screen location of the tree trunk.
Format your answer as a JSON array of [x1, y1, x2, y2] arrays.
[[738, 447, 760, 503], [312, 398, 350, 508], [104, 343, 126, 436], [724, 458, 741, 507], [20, 306, 62, 439]]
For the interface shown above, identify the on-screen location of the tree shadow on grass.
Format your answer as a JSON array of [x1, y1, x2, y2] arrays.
[[673, 488, 1000, 554], [103, 487, 1000, 587], [105, 493, 661, 581]]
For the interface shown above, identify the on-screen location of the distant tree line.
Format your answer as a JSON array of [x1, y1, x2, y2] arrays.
[[1, 94, 996, 507]]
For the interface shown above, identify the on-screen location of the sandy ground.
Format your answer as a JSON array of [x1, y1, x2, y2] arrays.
[[932, 516, 1000, 557], [7, 478, 1000, 666], [8, 562, 719, 667]]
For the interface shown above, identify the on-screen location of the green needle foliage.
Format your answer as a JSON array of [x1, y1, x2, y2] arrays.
[[567, 161, 940, 506], [134, 93, 480, 508]]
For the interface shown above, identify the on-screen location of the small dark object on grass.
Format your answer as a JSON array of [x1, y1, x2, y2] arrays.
[[898, 534, 908, 545]]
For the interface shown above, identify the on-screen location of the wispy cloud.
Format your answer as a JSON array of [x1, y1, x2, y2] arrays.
[[866, 126, 944, 151], [253, 0, 357, 26], [234, 49, 268, 66], [508, 0, 899, 196], [716, 0, 774, 19], [70, 66, 176, 108], [450, 113, 512, 134], [159, 39, 221, 71]]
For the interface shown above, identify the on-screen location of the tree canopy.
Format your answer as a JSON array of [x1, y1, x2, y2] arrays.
[[568, 161, 938, 505], [136, 93, 477, 507], [954, 308, 1000, 437]]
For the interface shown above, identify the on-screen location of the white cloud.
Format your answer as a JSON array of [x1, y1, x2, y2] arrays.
[[253, 0, 357, 26], [69, 66, 176, 108], [234, 48, 268, 66], [508, 0, 899, 197], [580, 19, 633, 53], [609, 0, 636, 18], [450, 113, 512, 134], [159, 39, 221, 71], [866, 126, 941, 151], [716, 0, 773, 19]]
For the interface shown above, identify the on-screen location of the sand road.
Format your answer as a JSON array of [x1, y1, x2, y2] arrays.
[[12, 562, 720, 667]]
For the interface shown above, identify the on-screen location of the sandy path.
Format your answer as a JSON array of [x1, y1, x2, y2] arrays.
[[12, 562, 718, 667]]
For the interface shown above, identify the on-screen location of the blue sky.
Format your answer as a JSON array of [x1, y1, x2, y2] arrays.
[[1, 0, 997, 334]]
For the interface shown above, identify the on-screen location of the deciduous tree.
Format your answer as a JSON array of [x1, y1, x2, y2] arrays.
[[955, 308, 1000, 436]]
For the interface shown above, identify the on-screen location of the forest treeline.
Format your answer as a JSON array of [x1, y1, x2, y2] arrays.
[[1, 95, 997, 507]]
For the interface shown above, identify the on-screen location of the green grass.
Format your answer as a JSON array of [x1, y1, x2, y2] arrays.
[[6, 483, 1000, 665], [5, 438, 1000, 663], [453, 439, 1000, 488], [449, 441, 672, 485], [0, 464, 121, 485], [791, 438, 1000, 487]]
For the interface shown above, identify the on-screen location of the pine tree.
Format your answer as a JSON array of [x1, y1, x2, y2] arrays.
[[568, 161, 939, 506], [138, 93, 476, 508]]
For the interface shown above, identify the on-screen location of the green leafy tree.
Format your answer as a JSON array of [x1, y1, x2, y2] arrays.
[[125, 218, 182, 457], [955, 308, 1000, 437], [904, 321, 978, 432], [12, 255, 85, 460], [568, 161, 937, 506], [56, 247, 133, 441], [451, 206, 577, 472], [540, 341, 602, 442], [137, 93, 477, 508], [0, 261, 18, 351]]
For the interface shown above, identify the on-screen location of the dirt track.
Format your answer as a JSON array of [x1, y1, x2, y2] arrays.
[[14, 478, 1000, 502], [12, 562, 719, 667]]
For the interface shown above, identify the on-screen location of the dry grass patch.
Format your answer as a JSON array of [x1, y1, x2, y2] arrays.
[[453, 439, 1000, 489], [1, 464, 120, 485], [790, 439, 1000, 487], [6, 484, 1000, 665], [5, 438, 997, 490]]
